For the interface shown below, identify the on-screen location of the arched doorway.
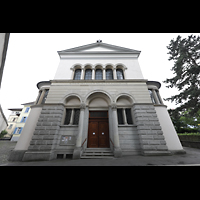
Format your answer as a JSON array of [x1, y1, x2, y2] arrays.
[[86, 92, 112, 148]]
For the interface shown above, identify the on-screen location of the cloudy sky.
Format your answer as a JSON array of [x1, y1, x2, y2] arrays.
[[0, 33, 198, 118]]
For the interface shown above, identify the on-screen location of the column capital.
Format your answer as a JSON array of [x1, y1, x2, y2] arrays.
[[111, 103, 117, 110], [80, 103, 86, 110]]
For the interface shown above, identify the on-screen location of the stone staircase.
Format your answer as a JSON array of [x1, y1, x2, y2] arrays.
[[81, 148, 114, 159]]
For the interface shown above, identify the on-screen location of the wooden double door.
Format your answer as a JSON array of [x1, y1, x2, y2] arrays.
[[87, 111, 110, 148]]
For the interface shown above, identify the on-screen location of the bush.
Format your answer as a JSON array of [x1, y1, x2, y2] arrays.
[[177, 127, 199, 133], [178, 132, 200, 136], [0, 130, 8, 138]]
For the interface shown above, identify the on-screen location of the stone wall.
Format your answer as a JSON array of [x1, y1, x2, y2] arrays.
[[133, 104, 171, 155], [23, 105, 64, 161]]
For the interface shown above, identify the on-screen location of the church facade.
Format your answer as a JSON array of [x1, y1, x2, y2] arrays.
[[9, 41, 185, 161]]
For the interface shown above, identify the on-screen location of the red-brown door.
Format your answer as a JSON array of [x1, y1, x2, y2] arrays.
[[88, 121, 99, 148], [98, 121, 109, 148], [87, 111, 109, 148]]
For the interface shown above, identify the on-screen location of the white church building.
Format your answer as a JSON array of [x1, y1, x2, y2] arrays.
[[9, 41, 185, 161]]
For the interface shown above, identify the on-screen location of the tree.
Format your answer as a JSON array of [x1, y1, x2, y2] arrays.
[[163, 35, 200, 117]]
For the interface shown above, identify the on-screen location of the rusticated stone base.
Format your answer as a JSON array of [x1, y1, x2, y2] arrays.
[[133, 104, 171, 156], [22, 105, 64, 161]]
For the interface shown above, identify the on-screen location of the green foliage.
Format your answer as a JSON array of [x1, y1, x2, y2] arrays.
[[163, 35, 200, 117], [0, 130, 8, 138], [168, 108, 200, 133], [178, 133, 200, 136]]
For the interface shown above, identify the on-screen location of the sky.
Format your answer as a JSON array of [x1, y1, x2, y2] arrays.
[[0, 33, 198, 119]]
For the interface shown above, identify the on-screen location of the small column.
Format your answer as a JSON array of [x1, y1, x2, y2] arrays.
[[35, 90, 42, 105], [111, 104, 122, 157], [37, 89, 46, 105], [113, 68, 117, 79], [152, 89, 159, 104], [122, 108, 128, 125], [156, 90, 164, 104], [92, 68, 95, 80], [81, 68, 84, 80], [69, 109, 74, 125], [73, 103, 85, 159], [103, 68, 106, 80]]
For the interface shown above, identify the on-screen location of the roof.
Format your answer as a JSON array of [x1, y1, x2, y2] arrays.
[[8, 108, 23, 111], [36, 81, 51, 89], [147, 81, 161, 89], [21, 101, 35, 105], [57, 41, 141, 57]]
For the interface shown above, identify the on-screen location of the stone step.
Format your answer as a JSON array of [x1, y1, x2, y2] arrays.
[[81, 156, 114, 159], [84, 148, 112, 152], [82, 152, 114, 156], [142, 150, 172, 156], [81, 148, 114, 159]]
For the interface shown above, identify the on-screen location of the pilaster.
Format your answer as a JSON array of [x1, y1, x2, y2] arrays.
[[111, 103, 122, 157], [73, 103, 86, 159]]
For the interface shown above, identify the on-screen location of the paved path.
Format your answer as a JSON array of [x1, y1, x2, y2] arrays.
[[1, 140, 200, 166], [0, 140, 16, 165]]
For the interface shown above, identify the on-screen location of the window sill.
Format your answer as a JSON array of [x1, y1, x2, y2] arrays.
[[118, 124, 137, 127], [60, 125, 79, 127]]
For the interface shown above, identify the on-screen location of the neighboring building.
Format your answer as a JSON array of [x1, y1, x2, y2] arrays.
[[9, 41, 185, 162], [5, 108, 22, 139], [0, 33, 10, 133], [10, 102, 34, 141]]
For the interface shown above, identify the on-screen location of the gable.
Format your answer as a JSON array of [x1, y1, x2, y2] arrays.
[[58, 42, 141, 54], [81, 46, 116, 52]]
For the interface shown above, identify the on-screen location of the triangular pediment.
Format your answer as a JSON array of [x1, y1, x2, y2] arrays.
[[58, 42, 141, 54]]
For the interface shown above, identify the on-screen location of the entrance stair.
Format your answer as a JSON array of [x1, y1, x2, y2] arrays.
[[81, 148, 114, 159]]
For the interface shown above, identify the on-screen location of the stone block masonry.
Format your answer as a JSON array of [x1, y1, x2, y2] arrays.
[[22, 105, 65, 161], [133, 104, 171, 156]]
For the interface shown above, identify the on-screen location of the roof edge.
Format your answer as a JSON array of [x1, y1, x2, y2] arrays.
[[37, 81, 51, 89]]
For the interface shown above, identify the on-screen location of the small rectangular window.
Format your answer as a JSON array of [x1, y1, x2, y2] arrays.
[[20, 117, 27, 123], [117, 109, 123, 125], [8, 124, 13, 129], [64, 109, 72, 125], [73, 109, 80, 125], [125, 108, 133, 124], [25, 107, 30, 113]]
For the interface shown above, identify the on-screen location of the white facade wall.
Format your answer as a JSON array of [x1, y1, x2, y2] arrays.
[[54, 57, 144, 80], [155, 106, 183, 151]]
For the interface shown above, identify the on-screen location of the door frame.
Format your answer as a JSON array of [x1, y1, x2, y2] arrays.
[[87, 110, 109, 148]]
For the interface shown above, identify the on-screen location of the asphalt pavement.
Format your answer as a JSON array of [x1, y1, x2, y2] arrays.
[[1, 140, 200, 166]]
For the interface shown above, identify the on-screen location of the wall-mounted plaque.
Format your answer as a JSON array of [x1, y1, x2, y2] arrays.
[[60, 135, 76, 146]]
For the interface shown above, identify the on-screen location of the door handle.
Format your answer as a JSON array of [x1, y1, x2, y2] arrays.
[[102, 132, 104, 135]]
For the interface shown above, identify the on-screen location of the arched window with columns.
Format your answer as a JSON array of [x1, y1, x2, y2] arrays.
[[74, 69, 82, 80], [116, 69, 124, 80], [84, 69, 92, 80], [95, 69, 103, 80], [106, 69, 113, 80]]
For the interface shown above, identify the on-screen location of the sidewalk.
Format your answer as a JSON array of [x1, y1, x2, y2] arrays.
[[1, 141, 200, 165]]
